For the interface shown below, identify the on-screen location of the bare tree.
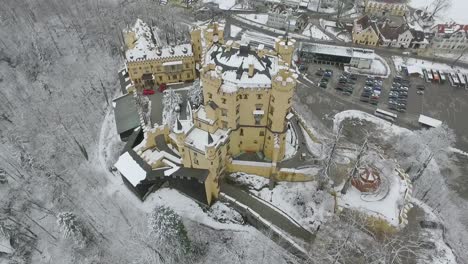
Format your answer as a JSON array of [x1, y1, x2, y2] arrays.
[[451, 47, 468, 67], [340, 136, 368, 194], [335, 0, 346, 24], [393, 124, 456, 183], [319, 124, 343, 190], [429, 0, 452, 19]]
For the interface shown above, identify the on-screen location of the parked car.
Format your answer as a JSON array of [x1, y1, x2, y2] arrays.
[[319, 82, 327, 88], [158, 83, 167, 93], [143, 89, 155, 95], [417, 85, 425, 90]]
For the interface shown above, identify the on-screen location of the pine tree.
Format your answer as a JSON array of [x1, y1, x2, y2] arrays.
[[148, 205, 190, 260], [187, 79, 203, 107], [162, 89, 182, 127], [57, 212, 87, 247]]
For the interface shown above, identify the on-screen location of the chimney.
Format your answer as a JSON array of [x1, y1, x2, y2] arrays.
[[248, 63, 254, 78]]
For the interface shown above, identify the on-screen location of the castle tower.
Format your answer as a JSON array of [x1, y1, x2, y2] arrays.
[[191, 27, 202, 63], [274, 36, 296, 66], [204, 133, 220, 205], [200, 64, 222, 124], [174, 119, 190, 167], [264, 67, 297, 160], [204, 22, 225, 47]]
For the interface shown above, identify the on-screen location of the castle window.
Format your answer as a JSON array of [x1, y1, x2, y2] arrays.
[[269, 106, 274, 115], [255, 104, 263, 111], [254, 140, 258, 144], [159, 76, 163, 81], [257, 94, 262, 99], [208, 92, 212, 99], [243, 94, 248, 99], [259, 131, 265, 136], [173, 75, 177, 79], [236, 105, 240, 114], [221, 109, 228, 116], [288, 97, 292, 104], [222, 98, 226, 104], [240, 129, 244, 136], [271, 96, 275, 103], [194, 159, 199, 165]]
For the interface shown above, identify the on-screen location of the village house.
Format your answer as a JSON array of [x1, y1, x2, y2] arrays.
[[267, 6, 297, 31], [430, 23, 468, 51], [352, 15, 380, 46], [363, 0, 407, 17]]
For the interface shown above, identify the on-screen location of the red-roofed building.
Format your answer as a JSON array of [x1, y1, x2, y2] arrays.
[[430, 22, 468, 51]]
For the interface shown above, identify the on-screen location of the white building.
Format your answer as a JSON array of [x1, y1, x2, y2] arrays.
[[267, 11, 297, 31], [430, 23, 468, 51], [299, 43, 375, 69]]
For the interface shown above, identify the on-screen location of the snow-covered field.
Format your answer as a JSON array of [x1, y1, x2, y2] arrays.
[[393, 56, 468, 76], [302, 24, 331, 41]]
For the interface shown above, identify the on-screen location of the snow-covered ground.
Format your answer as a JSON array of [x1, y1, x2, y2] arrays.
[[393, 56, 468, 76], [410, 0, 468, 24], [230, 24, 243, 38], [434, 51, 468, 64], [284, 125, 298, 159], [333, 110, 409, 137], [319, 19, 349, 42], [203, 0, 236, 10], [345, 54, 390, 78], [253, 181, 334, 232], [237, 14, 269, 25], [302, 24, 331, 40], [412, 199, 458, 264], [308, 0, 337, 14], [228, 172, 269, 191], [336, 32, 351, 42]]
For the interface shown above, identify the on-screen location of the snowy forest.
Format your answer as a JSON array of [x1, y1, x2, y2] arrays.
[[1, 0, 468, 263]]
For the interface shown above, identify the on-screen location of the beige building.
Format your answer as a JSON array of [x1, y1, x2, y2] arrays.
[[352, 15, 380, 46], [364, 0, 407, 17], [123, 19, 196, 88], [115, 22, 314, 205]]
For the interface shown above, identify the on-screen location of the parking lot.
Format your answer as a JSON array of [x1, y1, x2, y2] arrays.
[[304, 63, 395, 109], [299, 61, 468, 151]]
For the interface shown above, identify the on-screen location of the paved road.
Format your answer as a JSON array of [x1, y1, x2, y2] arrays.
[[279, 115, 318, 168], [220, 182, 315, 242]]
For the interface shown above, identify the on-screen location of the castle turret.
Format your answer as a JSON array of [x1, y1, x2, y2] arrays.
[[274, 36, 296, 66], [264, 67, 297, 160], [174, 119, 190, 167], [191, 27, 202, 63]]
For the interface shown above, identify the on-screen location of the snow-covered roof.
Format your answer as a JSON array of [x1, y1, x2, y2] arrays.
[[204, 43, 279, 92], [301, 43, 375, 61], [115, 152, 146, 186], [185, 127, 229, 152], [124, 19, 193, 62], [195, 106, 215, 125], [418, 115, 442, 128]]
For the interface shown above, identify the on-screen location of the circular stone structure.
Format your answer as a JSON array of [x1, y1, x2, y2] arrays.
[[351, 166, 381, 193]]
